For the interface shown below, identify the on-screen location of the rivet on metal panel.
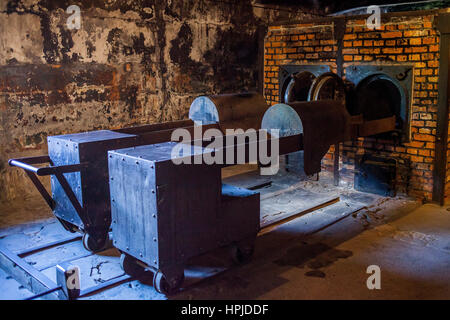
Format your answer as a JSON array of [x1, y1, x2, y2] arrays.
[[153, 260, 157, 264], [122, 158, 125, 161], [111, 198, 115, 202], [152, 214, 156, 218], [140, 253, 143, 257], [126, 247, 129, 251], [153, 237, 157, 242], [151, 190, 155, 193], [136, 161, 139, 165]]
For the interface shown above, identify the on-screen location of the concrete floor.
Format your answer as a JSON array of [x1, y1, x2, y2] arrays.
[[176, 201, 450, 300], [0, 170, 449, 300]]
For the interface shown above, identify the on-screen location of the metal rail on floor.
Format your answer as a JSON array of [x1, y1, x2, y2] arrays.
[[0, 190, 366, 299], [0, 236, 134, 300]]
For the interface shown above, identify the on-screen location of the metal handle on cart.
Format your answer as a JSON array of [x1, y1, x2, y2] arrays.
[[9, 156, 85, 176], [8, 156, 88, 220]]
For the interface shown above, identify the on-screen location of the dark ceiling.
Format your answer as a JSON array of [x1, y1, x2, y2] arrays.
[[255, 0, 443, 14]]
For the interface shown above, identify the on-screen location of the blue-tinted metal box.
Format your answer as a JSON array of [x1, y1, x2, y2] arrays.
[[108, 142, 260, 294]]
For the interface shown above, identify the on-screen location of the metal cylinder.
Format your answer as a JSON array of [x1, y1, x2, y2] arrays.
[[261, 100, 349, 137], [261, 100, 350, 175], [189, 92, 269, 132]]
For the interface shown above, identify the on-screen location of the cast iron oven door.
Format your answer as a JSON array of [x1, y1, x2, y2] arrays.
[[307, 72, 347, 105], [279, 64, 331, 103], [345, 65, 413, 142], [355, 155, 397, 197]]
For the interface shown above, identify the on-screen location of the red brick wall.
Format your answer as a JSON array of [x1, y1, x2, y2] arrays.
[[264, 13, 444, 202]]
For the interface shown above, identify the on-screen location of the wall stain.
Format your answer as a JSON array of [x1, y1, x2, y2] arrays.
[[39, 12, 59, 64]]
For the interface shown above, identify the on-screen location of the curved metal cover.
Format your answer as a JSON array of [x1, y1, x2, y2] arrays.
[[278, 64, 331, 103], [261, 103, 303, 137], [307, 72, 346, 104], [284, 71, 316, 103], [189, 92, 269, 131], [261, 100, 351, 175]]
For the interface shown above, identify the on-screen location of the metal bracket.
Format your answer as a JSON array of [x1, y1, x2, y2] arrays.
[[9, 156, 91, 226]]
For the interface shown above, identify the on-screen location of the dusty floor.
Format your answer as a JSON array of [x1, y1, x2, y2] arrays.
[[177, 201, 449, 300], [0, 169, 449, 300]]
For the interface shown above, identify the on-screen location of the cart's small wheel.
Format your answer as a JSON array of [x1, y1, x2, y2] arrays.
[[153, 270, 184, 295], [230, 242, 254, 265], [82, 233, 106, 253], [120, 253, 146, 276]]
